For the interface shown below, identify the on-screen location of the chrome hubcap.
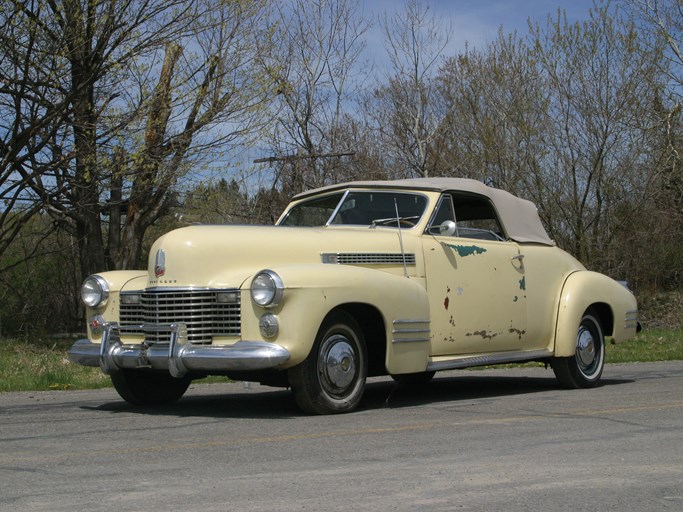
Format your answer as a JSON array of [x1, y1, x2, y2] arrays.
[[576, 326, 596, 371], [319, 334, 356, 392]]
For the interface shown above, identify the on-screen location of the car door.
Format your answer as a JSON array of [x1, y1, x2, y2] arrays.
[[422, 193, 528, 357]]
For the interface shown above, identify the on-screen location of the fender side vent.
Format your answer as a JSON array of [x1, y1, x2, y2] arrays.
[[322, 253, 416, 265]]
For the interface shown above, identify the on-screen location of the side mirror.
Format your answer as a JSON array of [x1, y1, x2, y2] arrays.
[[428, 220, 456, 236], [439, 220, 456, 236]]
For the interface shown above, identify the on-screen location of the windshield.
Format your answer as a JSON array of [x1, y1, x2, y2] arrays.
[[279, 191, 428, 227]]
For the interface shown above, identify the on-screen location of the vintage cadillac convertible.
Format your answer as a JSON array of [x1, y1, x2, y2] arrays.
[[69, 178, 639, 414]]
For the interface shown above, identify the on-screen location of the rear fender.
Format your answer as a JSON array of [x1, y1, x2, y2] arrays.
[[554, 271, 638, 357]]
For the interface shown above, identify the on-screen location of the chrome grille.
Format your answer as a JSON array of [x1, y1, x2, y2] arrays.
[[322, 253, 416, 265], [119, 288, 241, 344]]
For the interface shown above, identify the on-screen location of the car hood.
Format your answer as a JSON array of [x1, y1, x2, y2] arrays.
[[142, 224, 422, 289]]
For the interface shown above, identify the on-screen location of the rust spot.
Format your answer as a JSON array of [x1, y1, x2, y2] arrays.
[[444, 296, 450, 310], [449, 315, 456, 326], [508, 328, 526, 340], [466, 330, 499, 340]]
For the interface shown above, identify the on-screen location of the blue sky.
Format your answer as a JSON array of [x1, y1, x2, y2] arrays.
[[365, 0, 598, 54]]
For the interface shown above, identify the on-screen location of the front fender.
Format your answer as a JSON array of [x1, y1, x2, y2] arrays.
[[84, 271, 147, 341], [554, 271, 638, 357], [242, 264, 430, 372]]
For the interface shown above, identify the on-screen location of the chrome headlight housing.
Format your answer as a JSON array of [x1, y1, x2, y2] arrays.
[[250, 270, 284, 308], [81, 275, 110, 308]]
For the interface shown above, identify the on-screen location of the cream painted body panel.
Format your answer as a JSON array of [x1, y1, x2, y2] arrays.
[[422, 236, 528, 355], [144, 224, 425, 287], [555, 270, 638, 355], [240, 264, 431, 372], [84, 271, 147, 341]]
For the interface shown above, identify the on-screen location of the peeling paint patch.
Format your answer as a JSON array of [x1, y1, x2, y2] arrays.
[[466, 330, 499, 340], [519, 276, 526, 290], [449, 315, 456, 327], [456, 287, 464, 295], [508, 328, 526, 340], [446, 244, 487, 257]]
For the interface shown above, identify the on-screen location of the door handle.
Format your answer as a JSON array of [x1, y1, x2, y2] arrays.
[[511, 254, 525, 262]]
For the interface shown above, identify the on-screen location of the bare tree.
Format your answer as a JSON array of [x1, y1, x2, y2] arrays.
[[435, 31, 549, 196], [624, 0, 683, 95], [109, 0, 273, 269], [0, 1, 75, 261], [1, 0, 199, 279], [367, 0, 452, 178], [1, 0, 274, 276], [258, 0, 369, 196], [623, 0, 682, 263], [528, 4, 664, 269]]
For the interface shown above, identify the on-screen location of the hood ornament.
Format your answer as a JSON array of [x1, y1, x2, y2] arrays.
[[154, 249, 166, 278]]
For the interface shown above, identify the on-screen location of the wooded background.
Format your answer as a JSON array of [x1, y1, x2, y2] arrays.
[[1, 0, 681, 337]]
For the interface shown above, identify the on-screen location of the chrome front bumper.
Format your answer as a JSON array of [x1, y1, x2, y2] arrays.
[[68, 322, 291, 378]]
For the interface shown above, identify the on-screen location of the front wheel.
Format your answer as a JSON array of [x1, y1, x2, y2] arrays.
[[552, 312, 605, 389], [288, 311, 367, 414], [111, 370, 191, 405]]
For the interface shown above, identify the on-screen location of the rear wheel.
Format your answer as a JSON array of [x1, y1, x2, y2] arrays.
[[289, 311, 367, 414], [111, 370, 191, 405], [552, 312, 605, 389]]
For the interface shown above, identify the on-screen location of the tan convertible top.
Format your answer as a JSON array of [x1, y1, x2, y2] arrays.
[[293, 177, 554, 246]]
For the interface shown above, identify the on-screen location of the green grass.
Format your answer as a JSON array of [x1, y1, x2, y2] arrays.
[[0, 338, 110, 392], [0, 329, 681, 392], [606, 327, 683, 363]]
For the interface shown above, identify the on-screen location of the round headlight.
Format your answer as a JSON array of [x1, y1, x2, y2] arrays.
[[250, 270, 284, 307], [81, 275, 110, 308]]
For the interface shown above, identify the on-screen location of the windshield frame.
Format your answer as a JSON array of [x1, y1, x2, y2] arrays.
[[277, 189, 430, 228]]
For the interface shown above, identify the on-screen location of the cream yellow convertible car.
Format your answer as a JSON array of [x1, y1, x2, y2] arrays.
[[69, 178, 639, 414]]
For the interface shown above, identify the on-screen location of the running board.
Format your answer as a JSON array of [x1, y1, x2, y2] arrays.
[[427, 350, 553, 372]]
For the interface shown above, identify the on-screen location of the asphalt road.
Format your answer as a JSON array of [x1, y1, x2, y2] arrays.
[[1, 361, 682, 512]]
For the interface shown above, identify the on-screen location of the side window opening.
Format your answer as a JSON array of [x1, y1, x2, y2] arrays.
[[428, 193, 505, 241], [453, 194, 505, 241]]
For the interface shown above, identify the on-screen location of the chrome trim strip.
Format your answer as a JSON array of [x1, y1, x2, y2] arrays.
[[625, 310, 639, 329], [127, 286, 240, 293], [392, 319, 430, 343], [427, 349, 553, 372], [392, 337, 431, 343], [68, 322, 291, 376]]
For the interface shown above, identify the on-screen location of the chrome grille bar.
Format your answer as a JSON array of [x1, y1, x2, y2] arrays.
[[120, 288, 241, 344]]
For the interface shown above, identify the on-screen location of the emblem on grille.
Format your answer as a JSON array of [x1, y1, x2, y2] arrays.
[[154, 249, 166, 277]]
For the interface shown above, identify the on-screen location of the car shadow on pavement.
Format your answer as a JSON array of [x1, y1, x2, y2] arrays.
[[85, 372, 634, 419], [363, 374, 634, 411], [87, 387, 302, 419]]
